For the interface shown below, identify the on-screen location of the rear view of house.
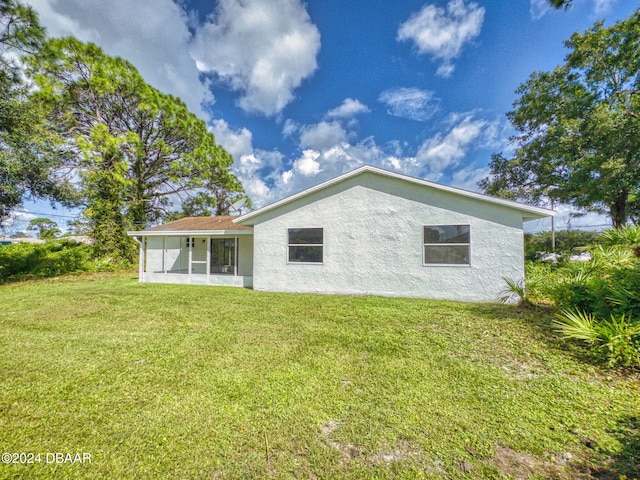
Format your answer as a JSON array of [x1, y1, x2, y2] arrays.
[[129, 165, 553, 302]]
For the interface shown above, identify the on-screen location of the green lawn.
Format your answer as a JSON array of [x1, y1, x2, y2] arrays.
[[1, 273, 638, 479]]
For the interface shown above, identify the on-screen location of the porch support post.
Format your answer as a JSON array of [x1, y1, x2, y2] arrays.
[[162, 237, 167, 274], [139, 237, 145, 282], [206, 237, 211, 281], [234, 236, 238, 276], [188, 237, 193, 276]]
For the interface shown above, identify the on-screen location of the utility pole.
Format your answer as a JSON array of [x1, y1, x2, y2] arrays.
[[550, 198, 556, 251]]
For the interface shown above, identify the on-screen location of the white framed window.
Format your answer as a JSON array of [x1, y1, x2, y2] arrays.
[[423, 225, 470, 266], [288, 228, 323, 263]]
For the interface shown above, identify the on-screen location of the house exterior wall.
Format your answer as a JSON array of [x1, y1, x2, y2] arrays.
[[238, 235, 254, 276], [251, 172, 525, 302]]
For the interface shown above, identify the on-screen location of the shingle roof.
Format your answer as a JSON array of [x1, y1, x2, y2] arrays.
[[132, 216, 253, 235]]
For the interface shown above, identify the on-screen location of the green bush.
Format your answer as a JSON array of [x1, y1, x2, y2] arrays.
[[554, 310, 640, 367], [602, 266, 640, 319], [599, 224, 640, 258], [538, 247, 640, 319], [524, 226, 640, 368], [0, 240, 95, 282]]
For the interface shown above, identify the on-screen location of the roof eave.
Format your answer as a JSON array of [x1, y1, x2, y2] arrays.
[[127, 230, 253, 237], [523, 208, 557, 222]]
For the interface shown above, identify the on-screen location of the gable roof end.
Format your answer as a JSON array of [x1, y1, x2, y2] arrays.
[[234, 165, 554, 225]]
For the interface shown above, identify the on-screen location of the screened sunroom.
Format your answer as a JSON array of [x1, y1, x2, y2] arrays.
[[127, 216, 254, 287]]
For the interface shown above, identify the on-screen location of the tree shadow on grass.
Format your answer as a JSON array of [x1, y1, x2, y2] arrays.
[[472, 304, 640, 478], [472, 302, 614, 370], [592, 415, 640, 479]]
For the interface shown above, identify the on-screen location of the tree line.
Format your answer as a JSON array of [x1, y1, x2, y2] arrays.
[[480, 7, 640, 228], [0, 0, 247, 262]]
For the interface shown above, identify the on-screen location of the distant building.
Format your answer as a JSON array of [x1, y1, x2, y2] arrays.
[[0, 235, 92, 245], [0, 236, 45, 245]]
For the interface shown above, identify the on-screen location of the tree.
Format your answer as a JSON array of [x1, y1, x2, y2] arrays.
[[66, 218, 89, 235], [0, 0, 73, 227], [27, 217, 60, 239], [480, 10, 640, 227], [28, 38, 245, 260], [0, 0, 43, 78], [175, 163, 252, 218]]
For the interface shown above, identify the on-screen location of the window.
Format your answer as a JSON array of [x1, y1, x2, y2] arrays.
[[423, 225, 470, 265], [288, 228, 323, 263]]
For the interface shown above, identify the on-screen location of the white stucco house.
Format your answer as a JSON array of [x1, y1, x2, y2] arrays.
[[128, 165, 554, 302]]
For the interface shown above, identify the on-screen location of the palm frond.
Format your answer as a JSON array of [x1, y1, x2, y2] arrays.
[[553, 309, 599, 343]]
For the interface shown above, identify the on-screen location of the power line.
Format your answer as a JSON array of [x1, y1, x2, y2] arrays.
[[13, 209, 79, 219], [570, 223, 611, 229], [11, 210, 148, 225]]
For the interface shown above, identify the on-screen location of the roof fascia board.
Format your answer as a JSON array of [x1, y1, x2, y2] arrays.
[[127, 230, 253, 237]]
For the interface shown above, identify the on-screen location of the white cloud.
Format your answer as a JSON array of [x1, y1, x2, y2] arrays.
[[216, 106, 505, 213], [593, 0, 618, 14], [232, 150, 284, 207], [450, 165, 490, 192], [529, 0, 553, 20], [275, 146, 363, 201], [191, 0, 320, 116], [210, 119, 284, 207], [210, 119, 254, 160], [2, 210, 37, 234], [299, 121, 349, 151], [293, 150, 321, 176], [263, 109, 506, 208], [397, 0, 485, 77], [26, 0, 321, 118], [282, 119, 299, 137], [25, 0, 210, 118], [239, 169, 272, 205], [530, 0, 618, 20], [233, 128, 498, 212], [326, 98, 370, 119], [416, 113, 491, 175], [378, 87, 439, 121]]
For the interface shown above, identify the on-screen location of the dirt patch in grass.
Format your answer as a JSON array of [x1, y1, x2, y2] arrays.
[[320, 420, 442, 472], [367, 439, 422, 465], [497, 354, 546, 379], [320, 420, 362, 462], [491, 445, 593, 479]]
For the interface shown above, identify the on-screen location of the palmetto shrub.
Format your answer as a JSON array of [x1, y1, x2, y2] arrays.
[[520, 226, 640, 368], [599, 224, 640, 258], [553, 310, 640, 367], [539, 245, 640, 319]]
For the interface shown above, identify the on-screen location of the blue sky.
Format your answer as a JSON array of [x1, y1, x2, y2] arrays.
[[8, 0, 638, 234]]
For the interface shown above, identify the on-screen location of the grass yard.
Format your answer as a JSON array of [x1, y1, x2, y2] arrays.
[[1, 273, 639, 479]]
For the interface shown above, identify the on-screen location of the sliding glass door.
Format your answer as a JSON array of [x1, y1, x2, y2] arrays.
[[210, 238, 237, 274]]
